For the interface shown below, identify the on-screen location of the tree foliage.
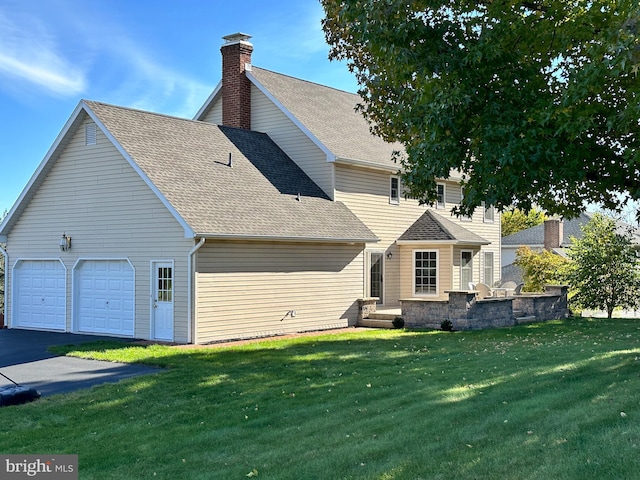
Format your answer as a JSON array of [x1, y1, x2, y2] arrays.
[[514, 246, 569, 292], [501, 207, 546, 237], [565, 213, 640, 318], [321, 1, 640, 218]]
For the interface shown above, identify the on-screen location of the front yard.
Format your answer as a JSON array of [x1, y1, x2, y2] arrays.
[[1, 318, 639, 479]]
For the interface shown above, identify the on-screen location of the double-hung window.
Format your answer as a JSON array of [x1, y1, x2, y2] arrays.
[[484, 252, 494, 286], [390, 177, 400, 204], [414, 250, 438, 295], [436, 184, 445, 209]]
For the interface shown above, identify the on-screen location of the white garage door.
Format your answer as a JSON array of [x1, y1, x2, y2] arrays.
[[14, 260, 66, 331], [75, 260, 134, 337]]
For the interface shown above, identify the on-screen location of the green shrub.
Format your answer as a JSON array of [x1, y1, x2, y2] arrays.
[[392, 316, 405, 329], [440, 319, 453, 331]]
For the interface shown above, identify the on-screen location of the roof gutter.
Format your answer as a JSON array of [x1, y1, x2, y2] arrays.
[[196, 233, 378, 244], [396, 240, 490, 246], [187, 237, 206, 344], [334, 156, 400, 173]]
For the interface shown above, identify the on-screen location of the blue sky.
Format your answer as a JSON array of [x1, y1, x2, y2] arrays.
[[0, 0, 359, 214]]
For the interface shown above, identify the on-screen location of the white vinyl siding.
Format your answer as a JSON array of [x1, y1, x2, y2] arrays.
[[334, 164, 429, 306], [195, 241, 364, 343], [200, 96, 223, 125], [250, 85, 334, 198], [4, 115, 192, 342]]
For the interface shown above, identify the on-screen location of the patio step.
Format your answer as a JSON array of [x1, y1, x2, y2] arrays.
[[358, 312, 400, 329], [515, 315, 537, 324], [367, 312, 399, 321], [358, 318, 395, 329]]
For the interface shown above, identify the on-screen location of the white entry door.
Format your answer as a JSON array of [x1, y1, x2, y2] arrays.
[[152, 262, 174, 341]]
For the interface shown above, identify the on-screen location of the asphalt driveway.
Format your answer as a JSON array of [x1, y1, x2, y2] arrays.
[[0, 329, 159, 397]]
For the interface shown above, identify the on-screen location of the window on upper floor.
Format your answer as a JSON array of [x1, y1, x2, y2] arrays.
[[436, 183, 445, 209], [390, 176, 400, 204], [483, 202, 495, 223]]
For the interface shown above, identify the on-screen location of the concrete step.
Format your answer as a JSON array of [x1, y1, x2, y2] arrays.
[[515, 315, 537, 324], [358, 318, 396, 329], [367, 312, 399, 321]]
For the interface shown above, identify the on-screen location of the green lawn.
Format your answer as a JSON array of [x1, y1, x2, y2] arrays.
[[2, 318, 640, 479]]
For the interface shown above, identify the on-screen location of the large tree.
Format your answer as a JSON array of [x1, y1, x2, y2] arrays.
[[501, 207, 546, 237], [321, 1, 640, 218], [566, 213, 640, 318]]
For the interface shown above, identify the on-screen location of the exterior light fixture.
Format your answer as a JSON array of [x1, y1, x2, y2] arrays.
[[386, 252, 393, 260], [59, 233, 71, 252]]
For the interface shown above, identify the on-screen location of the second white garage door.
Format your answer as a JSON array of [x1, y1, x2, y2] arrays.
[[75, 260, 134, 337]]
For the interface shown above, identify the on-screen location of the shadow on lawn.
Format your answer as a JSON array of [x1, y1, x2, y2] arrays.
[[30, 320, 640, 479]]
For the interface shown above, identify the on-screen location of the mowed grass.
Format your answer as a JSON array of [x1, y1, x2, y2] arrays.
[[2, 318, 640, 479]]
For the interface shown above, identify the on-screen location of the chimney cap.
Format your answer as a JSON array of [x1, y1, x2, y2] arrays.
[[222, 33, 253, 45]]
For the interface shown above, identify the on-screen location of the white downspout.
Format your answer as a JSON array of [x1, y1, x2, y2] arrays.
[[187, 237, 206, 344], [0, 244, 7, 327]]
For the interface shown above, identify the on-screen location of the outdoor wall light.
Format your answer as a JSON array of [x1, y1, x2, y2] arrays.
[[59, 233, 71, 252], [386, 252, 393, 260]]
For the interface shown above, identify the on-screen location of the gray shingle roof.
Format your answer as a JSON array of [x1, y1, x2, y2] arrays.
[[85, 101, 377, 242], [501, 212, 640, 246], [399, 210, 489, 245], [249, 67, 401, 169]]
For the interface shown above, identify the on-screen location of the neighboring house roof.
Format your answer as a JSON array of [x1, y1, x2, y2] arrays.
[[397, 210, 490, 245], [0, 100, 377, 244], [502, 212, 640, 247]]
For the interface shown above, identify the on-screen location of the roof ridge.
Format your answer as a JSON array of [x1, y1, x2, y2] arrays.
[[251, 66, 360, 97], [82, 99, 210, 126]]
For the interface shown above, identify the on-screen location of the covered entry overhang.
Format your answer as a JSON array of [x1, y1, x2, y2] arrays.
[[395, 210, 491, 299]]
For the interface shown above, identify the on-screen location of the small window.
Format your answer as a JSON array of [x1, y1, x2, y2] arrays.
[[86, 123, 97, 145], [483, 203, 495, 223], [390, 177, 400, 204], [484, 252, 494, 286], [436, 183, 445, 209]]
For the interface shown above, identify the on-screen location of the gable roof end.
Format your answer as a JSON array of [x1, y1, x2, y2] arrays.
[[397, 210, 490, 245]]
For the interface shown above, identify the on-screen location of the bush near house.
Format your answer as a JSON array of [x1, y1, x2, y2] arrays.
[[514, 245, 569, 292], [566, 213, 640, 318]]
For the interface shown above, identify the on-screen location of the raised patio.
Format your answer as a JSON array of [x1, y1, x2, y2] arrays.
[[358, 285, 570, 330]]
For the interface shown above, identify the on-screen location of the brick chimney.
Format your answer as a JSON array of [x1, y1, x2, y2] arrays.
[[221, 33, 253, 130], [544, 219, 564, 250]]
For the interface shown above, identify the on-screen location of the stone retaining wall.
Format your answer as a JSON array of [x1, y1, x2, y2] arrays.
[[400, 285, 570, 331]]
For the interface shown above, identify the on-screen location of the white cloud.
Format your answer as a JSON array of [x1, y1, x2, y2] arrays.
[[0, 9, 86, 96]]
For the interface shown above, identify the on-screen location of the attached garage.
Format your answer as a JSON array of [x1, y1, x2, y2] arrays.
[[74, 259, 135, 337], [13, 260, 66, 331]]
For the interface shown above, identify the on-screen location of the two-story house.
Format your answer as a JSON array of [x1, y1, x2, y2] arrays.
[[0, 33, 500, 344]]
